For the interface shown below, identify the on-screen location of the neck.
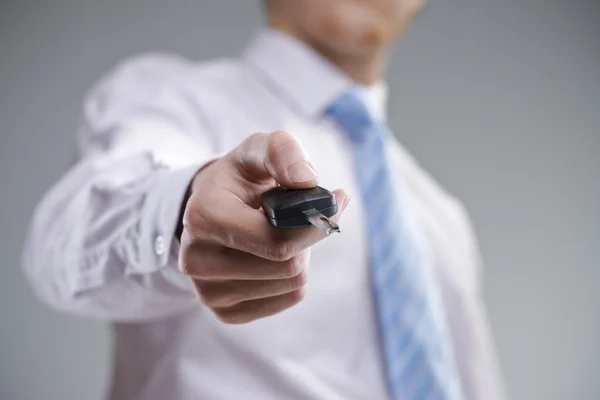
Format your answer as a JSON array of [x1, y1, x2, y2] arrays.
[[269, 22, 387, 85], [313, 43, 387, 85]]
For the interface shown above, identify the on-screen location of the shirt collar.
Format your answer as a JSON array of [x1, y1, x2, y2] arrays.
[[242, 27, 388, 122]]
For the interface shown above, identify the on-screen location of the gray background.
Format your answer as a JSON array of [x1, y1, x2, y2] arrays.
[[1, 0, 598, 399]]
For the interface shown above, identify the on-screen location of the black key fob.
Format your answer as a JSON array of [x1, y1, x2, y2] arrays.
[[261, 186, 339, 230]]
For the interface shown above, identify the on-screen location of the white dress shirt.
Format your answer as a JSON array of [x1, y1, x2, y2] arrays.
[[22, 28, 505, 400]]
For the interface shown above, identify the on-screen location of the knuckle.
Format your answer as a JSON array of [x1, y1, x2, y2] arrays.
[[267, 240, 297, 262], [183, 202, 208, 236], [281, 255, 303, 278], [184, 195, 230, 246], [290, 268, 308, 289], [235, 132, 268, 161], [179, 257, 195, 277], [291, 287, 307, 303], [269, 130, 295, 146], [179, 248, 196, 277], [266, 130, 296, 159]]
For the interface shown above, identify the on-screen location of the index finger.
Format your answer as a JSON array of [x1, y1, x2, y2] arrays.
[[213, 189, 350, 261]]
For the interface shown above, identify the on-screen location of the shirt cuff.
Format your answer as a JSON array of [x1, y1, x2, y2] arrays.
[[135, 161, 212, 273]]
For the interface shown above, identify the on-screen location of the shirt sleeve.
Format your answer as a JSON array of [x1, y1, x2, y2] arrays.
[[22, 54, 220, 322]]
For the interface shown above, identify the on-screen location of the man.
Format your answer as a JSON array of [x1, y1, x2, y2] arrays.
[[22, 0, 505, 399]]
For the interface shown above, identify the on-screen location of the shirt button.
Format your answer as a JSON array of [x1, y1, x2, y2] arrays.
[[154, 235, 166, 256]]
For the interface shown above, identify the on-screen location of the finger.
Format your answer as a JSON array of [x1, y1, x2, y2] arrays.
[[212, 288, 307, 324], [181, 244, 309, 280], [198, 189, 351, 261], [194, 269, 308, 308], [225, 131, 319, 203]]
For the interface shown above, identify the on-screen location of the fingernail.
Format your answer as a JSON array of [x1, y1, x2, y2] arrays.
[[288, 161, 317, 183]]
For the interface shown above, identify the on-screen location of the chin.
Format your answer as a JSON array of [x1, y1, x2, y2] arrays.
[[315, 11, 389, 54]]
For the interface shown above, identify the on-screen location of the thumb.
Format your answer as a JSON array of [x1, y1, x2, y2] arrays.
[[227, 130, 319, 189]]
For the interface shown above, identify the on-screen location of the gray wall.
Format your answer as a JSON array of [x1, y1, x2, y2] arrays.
[[1, 1, 598, 399]]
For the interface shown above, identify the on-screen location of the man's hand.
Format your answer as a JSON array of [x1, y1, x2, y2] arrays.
[[179, 131, 350, 324]]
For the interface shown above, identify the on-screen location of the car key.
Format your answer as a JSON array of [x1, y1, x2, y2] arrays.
[[261, 186, 341, 235]]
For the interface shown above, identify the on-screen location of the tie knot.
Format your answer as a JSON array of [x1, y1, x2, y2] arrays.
[[327, 89, 377, 143]]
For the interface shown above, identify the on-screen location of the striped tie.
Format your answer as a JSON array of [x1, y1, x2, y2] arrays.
[[327, 89, 464, 400]]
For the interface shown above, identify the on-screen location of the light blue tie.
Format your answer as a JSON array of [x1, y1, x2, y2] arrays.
[[328, 89, 464, 400]]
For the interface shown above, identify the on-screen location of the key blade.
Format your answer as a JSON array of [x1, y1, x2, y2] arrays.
[[303, 208, 340, 235]]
